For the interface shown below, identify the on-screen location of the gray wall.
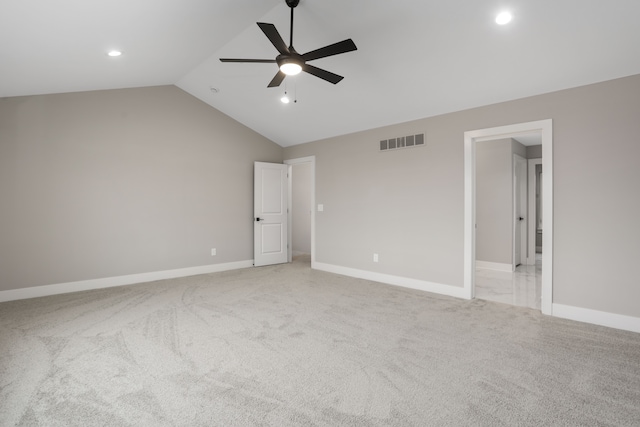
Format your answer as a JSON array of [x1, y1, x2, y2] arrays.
[[527, 144, 542, 159], [292, 162, 312, 255], [511, 139, 527, 159], [476, 138, 513, 265], [284, 73, 640, 318], [3, 75, 640, 319], [0, 86, 282, 291]]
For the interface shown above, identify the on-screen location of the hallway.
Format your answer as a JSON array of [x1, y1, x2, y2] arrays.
[[475, 254, 542, 310]]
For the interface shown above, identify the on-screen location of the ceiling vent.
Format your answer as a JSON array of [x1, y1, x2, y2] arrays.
[[379, 133, 424, 151]]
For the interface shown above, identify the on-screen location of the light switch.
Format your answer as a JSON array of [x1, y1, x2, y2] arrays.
[[317, 204, 324, 212]]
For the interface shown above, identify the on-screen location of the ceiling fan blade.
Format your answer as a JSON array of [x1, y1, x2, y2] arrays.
[[257, 22, 290, 55], [302, 39, 357, 62], [302, 64, 344, 84], [268, 71, 286, 88], [219, 58, 277, 63]]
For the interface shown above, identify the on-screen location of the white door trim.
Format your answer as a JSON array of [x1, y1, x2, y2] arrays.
[[284, 156, 316, 266], [464, 119, 553, 315], [527, 158, 542, 265]]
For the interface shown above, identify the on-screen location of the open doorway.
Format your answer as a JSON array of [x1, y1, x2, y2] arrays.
[[473, 138, 540, 309], [284, 156, 315, 266], [464, 120, 553, 315]]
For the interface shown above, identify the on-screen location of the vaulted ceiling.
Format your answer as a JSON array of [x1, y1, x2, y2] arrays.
[[2, 0, 640, 147]]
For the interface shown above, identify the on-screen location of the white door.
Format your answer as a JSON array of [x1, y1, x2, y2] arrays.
[[254, 162, 288, 267], [513, 154, 527, 267]]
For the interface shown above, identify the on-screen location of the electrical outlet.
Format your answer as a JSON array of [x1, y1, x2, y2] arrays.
[[373, 253, 379, 263], [211, 248, 216, 256]]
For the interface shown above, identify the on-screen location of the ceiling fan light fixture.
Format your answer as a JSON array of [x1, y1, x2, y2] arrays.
[[279, 61, 302, 76]]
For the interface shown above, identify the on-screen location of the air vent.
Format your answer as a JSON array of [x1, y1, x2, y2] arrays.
[[379, 133, 425, 152]]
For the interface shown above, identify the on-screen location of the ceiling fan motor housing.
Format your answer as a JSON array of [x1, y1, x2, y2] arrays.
[[276, 51, 303, 69]]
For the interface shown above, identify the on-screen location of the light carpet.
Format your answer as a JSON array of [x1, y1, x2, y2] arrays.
[[1, 256, 640, 426]]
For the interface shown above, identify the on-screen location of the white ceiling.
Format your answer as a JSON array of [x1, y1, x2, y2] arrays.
[[2, 0, 640, 147], [513, 134, 542, 147]]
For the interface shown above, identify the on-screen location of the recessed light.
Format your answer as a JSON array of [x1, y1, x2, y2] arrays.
[[495, 11, 512, 25], [107, 50, 122, 57]]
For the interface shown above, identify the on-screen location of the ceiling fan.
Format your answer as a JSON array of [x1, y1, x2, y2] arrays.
[[219, 0, 357, 88]]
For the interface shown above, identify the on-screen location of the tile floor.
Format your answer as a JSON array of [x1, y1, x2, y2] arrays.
[[475, 254, 542, 310]]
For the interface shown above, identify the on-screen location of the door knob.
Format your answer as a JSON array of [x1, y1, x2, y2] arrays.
[[519, 216, 524, 221], [256, 217, 263, 222]]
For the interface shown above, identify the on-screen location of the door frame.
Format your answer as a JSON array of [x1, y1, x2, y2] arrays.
[[284, 156, 316, 266], [513, 153, 527, 269], [464, 119, 553, 315], [527, 158, 543, 265]]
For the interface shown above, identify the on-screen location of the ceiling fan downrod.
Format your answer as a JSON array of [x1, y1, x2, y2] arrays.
[[286, 0, 299, 48]]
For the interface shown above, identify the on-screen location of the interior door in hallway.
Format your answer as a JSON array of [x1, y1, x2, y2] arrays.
[[254, 162, 288, 266], [514, 154, 527, 267]]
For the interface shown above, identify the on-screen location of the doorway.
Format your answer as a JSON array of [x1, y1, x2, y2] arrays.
[[464, 120, 553, 315], [284, 156, 316, 266]]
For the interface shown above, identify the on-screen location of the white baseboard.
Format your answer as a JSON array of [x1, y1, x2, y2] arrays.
[[0, 260, 254, 303], [553, 303, 640, 334], [313, 261, 468, 299], [475, 260, 513, 272]]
